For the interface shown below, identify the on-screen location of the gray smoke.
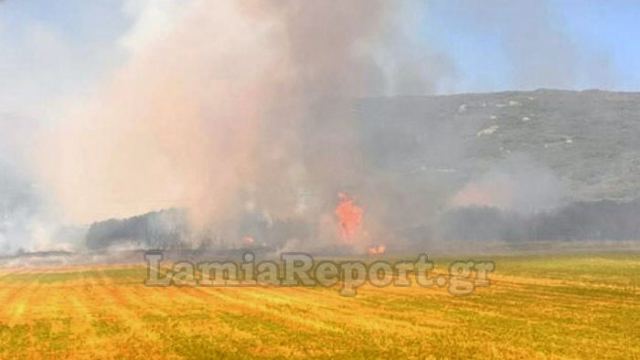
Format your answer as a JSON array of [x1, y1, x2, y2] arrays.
[[449, 154, 567, 214], [28, 1, 457, 253], [0, 1, 633, 256]]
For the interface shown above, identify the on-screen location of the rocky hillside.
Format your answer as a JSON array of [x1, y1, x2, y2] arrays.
[[83, 90, 640, 249], [357, 89, 640, 203]]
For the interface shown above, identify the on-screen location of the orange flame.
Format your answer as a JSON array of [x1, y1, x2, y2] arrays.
[[242, 236, 255, 247], [335, 192, 363, 244], [367, 244, 386, 256]]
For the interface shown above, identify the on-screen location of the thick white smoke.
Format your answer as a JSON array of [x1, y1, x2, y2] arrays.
[[33, 0, 444, 238]]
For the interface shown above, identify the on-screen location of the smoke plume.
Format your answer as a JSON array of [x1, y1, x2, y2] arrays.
[[450, 155, 567, 214], [34, 1, 443, 246]]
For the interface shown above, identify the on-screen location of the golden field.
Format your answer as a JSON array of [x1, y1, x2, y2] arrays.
[[0, 253, 639, 359]]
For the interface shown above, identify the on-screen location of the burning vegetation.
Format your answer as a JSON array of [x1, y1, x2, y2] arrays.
[[367, 244, 386, 256], [335, 192, 364, 245]]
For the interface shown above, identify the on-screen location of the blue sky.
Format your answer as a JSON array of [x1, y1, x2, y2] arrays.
[[0, 1, 132, 119], [1, 0, 640, 119], [420, 0, 640, 92], [559, 0, 640, 89]]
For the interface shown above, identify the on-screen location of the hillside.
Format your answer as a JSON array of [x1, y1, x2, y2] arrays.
[[357, 89, 640, 203], [82, 90, 640, 249]]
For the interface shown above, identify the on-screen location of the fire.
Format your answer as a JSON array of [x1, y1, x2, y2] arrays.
[[367, 244, 386, 256], [335, 192, 363, 244], [450, 177, 514, 210], [242, 236, 255, 247]]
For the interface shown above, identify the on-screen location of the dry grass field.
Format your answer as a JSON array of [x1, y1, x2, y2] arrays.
[[0, 253, 639, 359]]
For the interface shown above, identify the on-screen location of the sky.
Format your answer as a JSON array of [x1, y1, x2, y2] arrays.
[[422, 0, 640, 93], [1, 0, 640, 120], [1, 0, 640, 252]]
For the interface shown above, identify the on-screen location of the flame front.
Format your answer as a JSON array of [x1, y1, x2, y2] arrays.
[[335, 192, 363, 245], [367, 244, 386, 256]]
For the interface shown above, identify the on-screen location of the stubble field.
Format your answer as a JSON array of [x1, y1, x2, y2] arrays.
[[0, 252, 639, 359]]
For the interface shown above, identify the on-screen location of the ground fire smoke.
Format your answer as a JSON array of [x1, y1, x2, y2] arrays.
[[33, 1, 436, 250], [0, 1, 633, 256]]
